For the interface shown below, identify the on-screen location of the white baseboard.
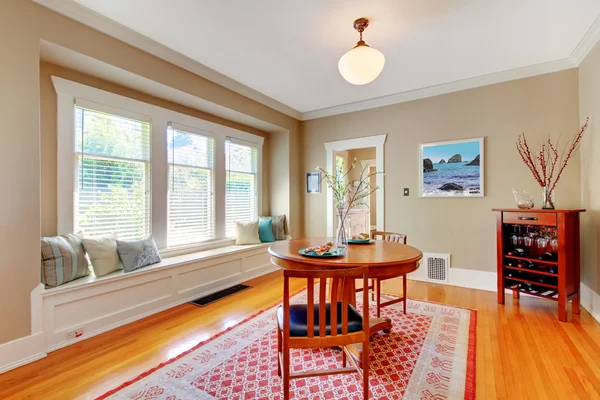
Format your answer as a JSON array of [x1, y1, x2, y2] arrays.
[[408, 267, 600, 325], [580, 283, 600, 323], [408, 267, 497, 292], [0, 332, 46, 374]]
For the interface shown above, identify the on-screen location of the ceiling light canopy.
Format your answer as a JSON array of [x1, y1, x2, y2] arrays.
[[338, 18, 385, 85]]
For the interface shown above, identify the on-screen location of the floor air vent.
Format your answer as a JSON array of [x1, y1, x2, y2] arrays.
[[190, 284, 251, 306], [423, 253, 450, 282]]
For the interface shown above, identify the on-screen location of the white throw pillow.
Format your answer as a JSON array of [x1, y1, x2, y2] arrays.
[[82, 234, 123, 277], [235, 221, 261, 245]]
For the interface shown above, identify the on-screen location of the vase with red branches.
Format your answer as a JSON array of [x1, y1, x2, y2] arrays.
[[516, 118, 589, 209]]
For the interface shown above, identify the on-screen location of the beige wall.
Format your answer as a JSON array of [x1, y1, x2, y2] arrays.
[[40, 62, 272, 237], [347, 147, 376, 182], [579, 43, 600, 294], [0, 1, 41, 344], [303, 70, 582, 273], [0, 0, 301, 345]]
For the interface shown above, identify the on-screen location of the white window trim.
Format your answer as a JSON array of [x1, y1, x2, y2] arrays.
[[52, 76, 264, 253]]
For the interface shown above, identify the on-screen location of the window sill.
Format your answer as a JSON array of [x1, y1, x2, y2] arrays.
[[159, 238, 237, 258], [41, 241, 274, 296]]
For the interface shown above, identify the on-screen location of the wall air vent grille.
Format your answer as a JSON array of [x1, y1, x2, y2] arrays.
[[423, 253, 450, 282]]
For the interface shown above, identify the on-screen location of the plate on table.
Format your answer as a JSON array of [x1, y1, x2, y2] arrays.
[[298, 248, 345, 258], [348, 239, 374, 244]]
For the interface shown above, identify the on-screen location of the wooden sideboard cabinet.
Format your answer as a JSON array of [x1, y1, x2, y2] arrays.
[[493, 208, 585, 322]]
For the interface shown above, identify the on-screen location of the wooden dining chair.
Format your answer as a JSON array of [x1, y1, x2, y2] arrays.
[[277, 267, 370, 400], [370, 230, 408, 316]]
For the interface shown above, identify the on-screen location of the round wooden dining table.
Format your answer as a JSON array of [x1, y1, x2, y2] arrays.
[[269, 238, 423, 336]]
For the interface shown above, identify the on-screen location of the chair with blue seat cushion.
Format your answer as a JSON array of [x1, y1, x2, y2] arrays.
[[277, 267, 370, 400]]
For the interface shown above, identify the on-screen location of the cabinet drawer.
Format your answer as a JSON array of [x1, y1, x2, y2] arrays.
[[502, 212, 557, 226]]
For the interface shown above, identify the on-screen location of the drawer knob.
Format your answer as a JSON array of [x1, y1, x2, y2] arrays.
[[518, 217, 538, 221]]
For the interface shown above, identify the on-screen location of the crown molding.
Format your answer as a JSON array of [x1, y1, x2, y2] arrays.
[[300, 58, 575, 120], [34, 1, 600, 122], [570, 12, 600, 66], [33, 0, 302, 120]]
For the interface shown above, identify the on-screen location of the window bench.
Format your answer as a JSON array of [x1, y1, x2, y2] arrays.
[[35, 243, 277, 352]]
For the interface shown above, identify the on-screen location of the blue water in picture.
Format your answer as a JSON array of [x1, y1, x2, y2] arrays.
[[422, 162, 480, 195], [422, 140, 481, 196]]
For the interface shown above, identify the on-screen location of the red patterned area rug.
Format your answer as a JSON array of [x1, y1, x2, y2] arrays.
[[98, 289, 476, 400]]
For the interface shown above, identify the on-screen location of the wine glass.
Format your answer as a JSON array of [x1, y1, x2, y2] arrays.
[[550, 236, 559, 251], [523, 235, 534, 249], [510, 225, 523, 247], [536, 236, 548, 250]]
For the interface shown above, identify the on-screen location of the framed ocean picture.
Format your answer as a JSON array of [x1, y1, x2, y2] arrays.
[[419, 138, 484, 197]]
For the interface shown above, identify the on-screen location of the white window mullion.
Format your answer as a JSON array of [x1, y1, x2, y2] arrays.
[[151, 117, 169, 249], [214, 135, 226, 239]]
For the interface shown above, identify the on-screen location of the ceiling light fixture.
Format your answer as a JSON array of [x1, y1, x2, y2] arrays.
[[338, 18, 385, 85]]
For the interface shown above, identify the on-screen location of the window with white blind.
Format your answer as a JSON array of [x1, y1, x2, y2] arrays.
[[55, 77, 264, 254], [74, 105, 151, 240], [167, 124, 215, 246], [225, 139, 259, 237]]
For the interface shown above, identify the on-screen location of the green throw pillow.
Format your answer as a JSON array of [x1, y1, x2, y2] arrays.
[[258, 217, 276, 243]]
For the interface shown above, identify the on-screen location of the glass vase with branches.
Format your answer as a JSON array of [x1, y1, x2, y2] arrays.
[[317, 158, 382, 253]]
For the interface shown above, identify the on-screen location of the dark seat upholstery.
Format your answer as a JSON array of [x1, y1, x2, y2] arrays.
[[277, 302, 363, 337]]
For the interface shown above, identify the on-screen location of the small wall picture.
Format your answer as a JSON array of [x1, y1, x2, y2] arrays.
[[419, 138, 484, 197], [306, 172, 321, 194]]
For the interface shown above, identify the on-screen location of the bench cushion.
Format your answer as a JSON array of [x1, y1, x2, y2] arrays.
[[41, 233, 90, 288]]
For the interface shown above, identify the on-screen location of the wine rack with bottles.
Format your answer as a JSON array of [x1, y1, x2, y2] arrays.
[[493, 209, 584, 322]]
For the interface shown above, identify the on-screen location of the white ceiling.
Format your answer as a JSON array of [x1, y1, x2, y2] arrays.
[[44, 1, 600, 118]]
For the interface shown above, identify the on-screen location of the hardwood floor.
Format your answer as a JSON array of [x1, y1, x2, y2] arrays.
[[1, 271, 600, 399]]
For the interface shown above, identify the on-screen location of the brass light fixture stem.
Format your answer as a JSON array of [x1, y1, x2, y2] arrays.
[[353, 18, 370, 48]]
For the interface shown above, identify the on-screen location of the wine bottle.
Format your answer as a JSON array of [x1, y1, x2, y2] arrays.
[[538, 252, 558, 262], [536, 276, 546, 284], [508, 248, 526, 257], [529, 284, 541, 292], [518, 282, 532, 291], [506, 270, 523, 279], [517, 260, 535, 269], [548, 266, 558, 274]]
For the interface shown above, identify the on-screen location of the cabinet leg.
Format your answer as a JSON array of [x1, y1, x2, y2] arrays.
[[573, 293, 581, 315], [558, 295, 568, 322], [512, 291, 520, 299], [497, 287, 505, 305]]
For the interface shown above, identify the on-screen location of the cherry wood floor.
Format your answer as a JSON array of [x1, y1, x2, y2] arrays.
[[2, 271, 600, 399]]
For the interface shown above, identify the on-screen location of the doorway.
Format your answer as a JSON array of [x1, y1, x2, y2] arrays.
[[323, 135, 387, 237]]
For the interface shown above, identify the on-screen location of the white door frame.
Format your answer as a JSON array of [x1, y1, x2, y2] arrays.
[[360, 159, 376, 214], [323, 135, 387, 237]]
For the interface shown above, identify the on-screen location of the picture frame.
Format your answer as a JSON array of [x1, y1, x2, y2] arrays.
[[306, 172, 321, 194], [419, 137, 484, 197]]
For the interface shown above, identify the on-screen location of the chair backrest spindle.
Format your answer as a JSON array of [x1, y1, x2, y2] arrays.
[[319, 278, 327, 337], [306, 277, 314, 338], [371, 229, 407, 244]]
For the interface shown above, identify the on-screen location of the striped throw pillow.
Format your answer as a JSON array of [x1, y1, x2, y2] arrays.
[[271, 215, 286, 240], [41, 233, 90, 288]]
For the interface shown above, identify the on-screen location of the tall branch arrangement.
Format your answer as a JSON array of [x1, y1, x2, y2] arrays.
[[516, 117, 589, 208], [317, 158, 382, 227]]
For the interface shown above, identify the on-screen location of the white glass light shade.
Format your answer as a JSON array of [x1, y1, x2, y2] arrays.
[[338, 45, 385, 85]]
